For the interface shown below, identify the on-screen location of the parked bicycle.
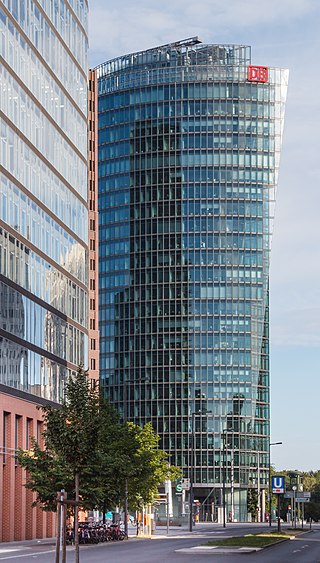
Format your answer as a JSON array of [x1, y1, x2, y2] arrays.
[[66, 522, 128, 545]]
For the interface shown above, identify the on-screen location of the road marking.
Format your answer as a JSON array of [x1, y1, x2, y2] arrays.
[[0, 549, 55, 560], [176, 547, 261, 554], [0, 550, 28, 554]]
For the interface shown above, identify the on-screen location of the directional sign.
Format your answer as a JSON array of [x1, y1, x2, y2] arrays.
[[272, 476, 285, 494], [295, 492, 311, 502], [284, 492, 294, 499]]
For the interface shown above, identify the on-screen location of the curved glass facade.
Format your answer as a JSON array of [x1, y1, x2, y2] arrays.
[[0, 0, 89, 402], [97, 42, 288, 520]]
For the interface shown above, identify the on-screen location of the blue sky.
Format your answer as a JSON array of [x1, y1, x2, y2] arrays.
[[88, 0, 320, 472]]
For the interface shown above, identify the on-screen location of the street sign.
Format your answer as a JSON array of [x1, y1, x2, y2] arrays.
[[181, 478, 190, 491], [154, 493, 168, 504], [295, 492, 311, 502], [285, 491, 311, 502], [272, 476, 285, 494]]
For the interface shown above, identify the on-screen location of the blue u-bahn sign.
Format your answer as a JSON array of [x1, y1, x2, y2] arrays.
[[272, 476, 285, 494]]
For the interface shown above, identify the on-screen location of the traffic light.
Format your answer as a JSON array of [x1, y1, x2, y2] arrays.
[[288, 472, 301, 489]]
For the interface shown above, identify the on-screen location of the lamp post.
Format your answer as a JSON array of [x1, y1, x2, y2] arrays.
[[268, 441, 282, 526], [257, 451, 261, 523], [189, 408, 212, 532], [189, 411, 196, 533], [222, 428, 234, 528], [122, 377, 129, 538], [122, 373, 147, 537]]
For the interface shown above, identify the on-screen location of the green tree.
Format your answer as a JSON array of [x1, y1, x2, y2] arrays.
[[18, 366, 180, 516], [19, 367, 102, 562], [18, 368, 102, 511], [247, 488, 258, 521], [302, 471, 320, 521], [114, 422, 181, 510], [17, 439, 72, 512]]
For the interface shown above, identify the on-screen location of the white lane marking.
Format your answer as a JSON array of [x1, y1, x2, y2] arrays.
[[0, 549, 55, 560], [0, 550, 28, 554]]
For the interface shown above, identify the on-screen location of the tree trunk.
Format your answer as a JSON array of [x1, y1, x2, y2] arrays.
[[55, 496, 61, 563], [74, 473, 80, 563], [124, 478, 128, 538], [62, 493, 67, 563], [102, 499, 106, 524]]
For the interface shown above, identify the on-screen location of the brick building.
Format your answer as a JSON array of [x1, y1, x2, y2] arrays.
[[0, 0, 97, 540]]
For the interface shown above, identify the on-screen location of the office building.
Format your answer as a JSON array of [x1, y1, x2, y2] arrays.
[[0, 0, 93, 539], [96, 39, 288, 521]]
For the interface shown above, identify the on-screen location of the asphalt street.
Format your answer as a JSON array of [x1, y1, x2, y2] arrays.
[[0, 523, 319, 562]]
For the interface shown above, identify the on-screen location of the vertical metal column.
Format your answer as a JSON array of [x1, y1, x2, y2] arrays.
[[189, 412, 195, 532]]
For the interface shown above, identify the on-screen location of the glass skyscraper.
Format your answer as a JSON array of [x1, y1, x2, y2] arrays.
[[0, 0, 90, 540], [97, 39, 288, 521], [1, 0, 89, 401]]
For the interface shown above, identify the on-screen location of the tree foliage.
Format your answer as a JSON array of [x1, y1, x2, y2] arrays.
[[272, 469, 320, 522], [18, 367, 180, 513], [247, 488, 258, 520]]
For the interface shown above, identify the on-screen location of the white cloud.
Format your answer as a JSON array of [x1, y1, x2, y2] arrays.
[[89, 0, 319, 65]]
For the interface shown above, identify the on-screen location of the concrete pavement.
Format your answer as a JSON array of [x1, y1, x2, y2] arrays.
[[0, 524, 245, 560]]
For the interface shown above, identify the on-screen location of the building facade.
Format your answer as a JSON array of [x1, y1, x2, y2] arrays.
[[0, 0, 90, 540], [97, 40, 288, 521], [88, 69, 100, 382]]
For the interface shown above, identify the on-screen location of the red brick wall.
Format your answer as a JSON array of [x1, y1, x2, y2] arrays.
[[88, 69, 100, 385], [0, 393, 56, 541]]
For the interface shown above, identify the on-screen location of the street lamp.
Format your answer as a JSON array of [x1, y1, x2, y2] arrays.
[[122, 374, 148, 537], [189, 411, 196, 533], [189, 409, 212, 532], [268, 441, 282, 526], [222, 428, 234, 528]]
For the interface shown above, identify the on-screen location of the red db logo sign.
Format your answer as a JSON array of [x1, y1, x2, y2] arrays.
[[247, 65, 268, 83]]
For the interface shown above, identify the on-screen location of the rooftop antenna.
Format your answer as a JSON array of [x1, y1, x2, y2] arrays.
[[145, 37, 202, 51]]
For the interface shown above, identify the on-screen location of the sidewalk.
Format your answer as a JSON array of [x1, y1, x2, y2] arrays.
[[0, 537, 56, 549], [0, 537, 56, 559]]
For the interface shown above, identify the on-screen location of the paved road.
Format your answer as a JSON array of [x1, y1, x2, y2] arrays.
[[0, 523, 319, 562], [250, 528, 320, 563]]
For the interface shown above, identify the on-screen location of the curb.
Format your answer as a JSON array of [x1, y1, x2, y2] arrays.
[[176, 532, 305, 556], [176, 546, 262, 555]]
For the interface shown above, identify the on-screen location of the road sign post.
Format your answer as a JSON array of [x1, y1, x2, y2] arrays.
[[271, 476, 285, 531], [292, 486, 297, 529], [272, 476, 285, 494], [277, 494, 281, 532], [181, 478, 190, 491]]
